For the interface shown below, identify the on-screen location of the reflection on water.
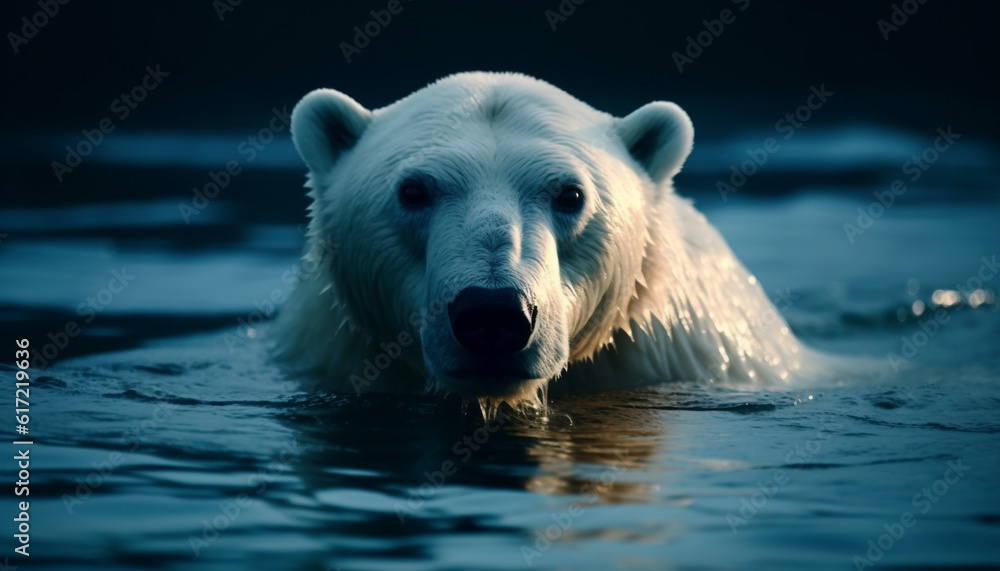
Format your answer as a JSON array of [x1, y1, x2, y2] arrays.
[[21, 341, 1000, 570], [1, 125, 999, 570], [512, 394, 666, 502]]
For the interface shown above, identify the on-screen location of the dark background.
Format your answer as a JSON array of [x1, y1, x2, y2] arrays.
[[4, 0, 998, 131], [2, 0, 997, 212]]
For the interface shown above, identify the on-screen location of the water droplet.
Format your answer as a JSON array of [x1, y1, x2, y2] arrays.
[[932, 290, 961, 307], [968, 289, 987, 308]]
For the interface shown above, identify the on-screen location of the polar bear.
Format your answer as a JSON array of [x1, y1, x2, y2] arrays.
[[274, 72, 830, 412]]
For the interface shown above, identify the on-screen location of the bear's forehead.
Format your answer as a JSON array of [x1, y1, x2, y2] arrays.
[[376, 73, 609, 139], [356, 74, 622, 189]]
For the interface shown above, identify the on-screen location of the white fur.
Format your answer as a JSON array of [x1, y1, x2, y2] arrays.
[[274, 72, 846, 410]]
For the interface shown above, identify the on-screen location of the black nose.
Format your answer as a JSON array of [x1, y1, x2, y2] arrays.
[[448, 287, 536, 356]]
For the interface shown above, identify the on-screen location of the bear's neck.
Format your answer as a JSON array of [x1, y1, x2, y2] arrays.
[[562, 192, 808, 388]]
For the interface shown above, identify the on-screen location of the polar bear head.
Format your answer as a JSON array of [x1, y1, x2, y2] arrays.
[[288, 72, 693, 404]]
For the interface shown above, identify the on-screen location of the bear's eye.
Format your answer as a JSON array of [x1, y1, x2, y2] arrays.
[[553, 184, 584, 213], [398, 180, 431, 210]]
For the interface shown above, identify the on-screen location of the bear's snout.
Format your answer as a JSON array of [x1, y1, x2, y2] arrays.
[[448, 287, 537, 356]]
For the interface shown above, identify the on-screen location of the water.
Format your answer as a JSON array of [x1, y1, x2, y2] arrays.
[[1, 125, 999, 570]]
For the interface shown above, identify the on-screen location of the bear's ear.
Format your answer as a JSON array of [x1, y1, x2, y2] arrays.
[[291, 88, 372, 174], [618, 101, 694, 183]]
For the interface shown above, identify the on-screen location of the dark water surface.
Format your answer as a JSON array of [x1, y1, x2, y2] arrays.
[[1, 126, 999, 570]]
